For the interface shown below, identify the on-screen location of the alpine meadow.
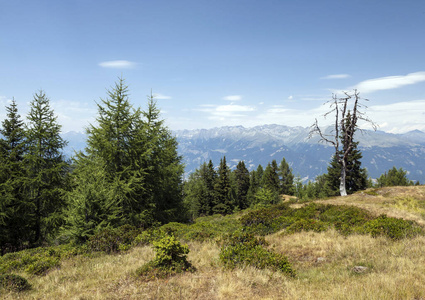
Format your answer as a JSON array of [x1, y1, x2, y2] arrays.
[[1, 77, 425, 299]]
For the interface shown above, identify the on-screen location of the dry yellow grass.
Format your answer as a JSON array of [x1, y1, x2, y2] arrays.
[[2, 186, 425, 299]]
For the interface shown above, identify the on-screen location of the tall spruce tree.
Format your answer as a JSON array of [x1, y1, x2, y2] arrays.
[[278, 157, 294, 195], [261, 160, 280, 193], [65, 79, 184, 242], [233, 161, 250, 209], [213, 156, 234, 214], [0, 99, 29, 253], [72, 78, 149, 229], [141, 93, 185, 223], [182, 160, 216, 218], [24, 91, 68, 245], [246, 164, 263, 206]]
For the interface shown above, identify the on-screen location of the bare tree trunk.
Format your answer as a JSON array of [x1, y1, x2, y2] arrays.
[[339, 159, 347, 196]]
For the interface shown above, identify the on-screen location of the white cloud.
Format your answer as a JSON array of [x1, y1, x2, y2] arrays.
[[354, 71, 425, 93], [288, 95, 293, 100], [216, 104, 254, 112], [98, 60, 137, 69], [321, 74, 351, 80], [153, 93, 172, 100], [223, 95, 242, 101], [364, 99, 425, 133]]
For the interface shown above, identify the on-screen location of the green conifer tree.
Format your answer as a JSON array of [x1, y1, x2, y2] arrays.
[[213, 156, 234, 214], [23, 91, 68, 245], [233, 161, 250, 209], [261, 160, 280, 193], [0, 99, 29, 252], [278, 157, 294, 195], [79, 78, 149, 227], [246, 164, 263, 206], [325, 113, 368, 195], [377, 167, 413, 187], [141, 94, 184, 223]]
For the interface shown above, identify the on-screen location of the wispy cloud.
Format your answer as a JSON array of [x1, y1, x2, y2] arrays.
[[354, 71, 425, 93], [321, 74, 351, 80], [153, 93, 172, 100], [216, 104, 254, 112], [365, 99, 425, 133], [223, 95, 242, 101], [98, 60, 137, 69], [195, 103, 256, 122]]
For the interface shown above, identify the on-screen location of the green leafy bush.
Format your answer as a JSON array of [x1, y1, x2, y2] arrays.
[[219, 231, 295, 277], [0, 274, 31, 292], [358, 215, 423, 240], [136, 234, 195, 280]]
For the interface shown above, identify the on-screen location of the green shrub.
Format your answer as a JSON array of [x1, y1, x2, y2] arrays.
[[285, 218, 329, 234], [136, 234, 195, 280], [292, 203, 328, 220], [358, 215, 423, 240], [0, 274, 31, 292], [219, 231, 295, 277], [240, 204, 292, 227], [319, 205, 372, 235], [24, 257, 60, 275], [240, 204, 295, 235]]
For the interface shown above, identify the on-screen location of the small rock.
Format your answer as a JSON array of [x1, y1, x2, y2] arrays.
[[352, 266, 368, 273], [316, 257, 326, 263]]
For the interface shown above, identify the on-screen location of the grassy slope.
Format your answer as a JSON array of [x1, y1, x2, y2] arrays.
[[2, 186, 425, 299]]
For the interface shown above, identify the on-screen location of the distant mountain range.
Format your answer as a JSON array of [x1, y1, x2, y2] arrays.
[[62, 125, 425, 183]]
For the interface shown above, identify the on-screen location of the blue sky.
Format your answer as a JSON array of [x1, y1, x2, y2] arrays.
[[1, 0, 425, 133]]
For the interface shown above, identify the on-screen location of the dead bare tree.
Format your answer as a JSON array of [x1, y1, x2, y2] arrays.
[[310, 90, 376, 196]]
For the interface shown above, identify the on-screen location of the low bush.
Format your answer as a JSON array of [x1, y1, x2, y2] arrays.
[[0, 244, 86, 275], [358, 215, 423, 240], [319, 205, 372, 236], [219, 231, 295, 277], [0, 274, 31, 292], [136, 234, 195, 280], [285, 218, 329, 234]]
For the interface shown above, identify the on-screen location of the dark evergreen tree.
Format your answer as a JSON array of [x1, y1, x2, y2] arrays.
[[23, 91, 68, 245], [325, 113, 368, 195], [83, 78, 148, 227], [213, 156, 234, 214], [182, 160, 216, 218], [62, 156, 112, 243], [183, 166, 207, 219], [377, 167, 413, 187], [278, 157, 294, 195], [233, 161, 250, 209], [0, 99, 29, 253], [65, 79, 184, 242], [261, 160, 280, 193], [141, 94, 185, 223], [203, 160, 216, 215], [256, 164, 264, 184], [246, 164, 263, 206]]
